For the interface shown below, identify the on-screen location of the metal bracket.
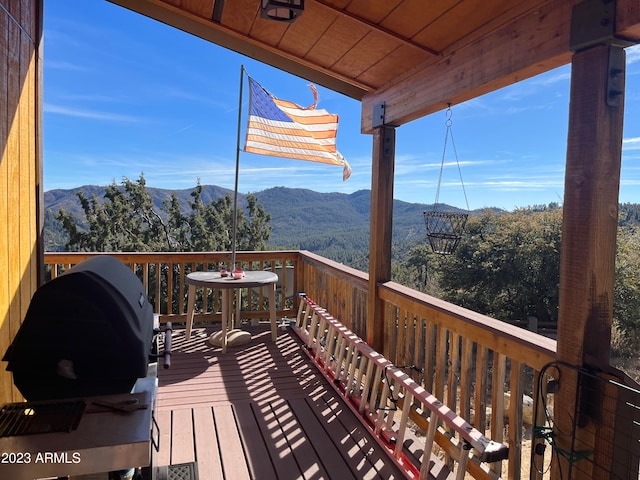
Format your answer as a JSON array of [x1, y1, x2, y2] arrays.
[[570, 0, 636, 52], [372, 102, 386, 128], [607, 47, 625, 107], [382, 126, 395, 163]]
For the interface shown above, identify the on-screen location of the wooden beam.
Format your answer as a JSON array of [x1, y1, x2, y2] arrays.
[[367, 126, 395, 353], [312, 0, 439, 56], [552, 44, 625, 480], [360, 0, 640, 132], [107, 0, 370, 99], [617, 0, 640, 39]]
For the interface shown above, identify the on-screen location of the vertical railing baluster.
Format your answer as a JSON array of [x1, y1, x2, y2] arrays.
[[142, 262, 149, 298], [414, 316, 424, 385], [387, 304, 398, 363], [399, 307, 408, 366], [475, 345, 489, 431], [154, 262, 161, 314], [459, 337, 474, 426], [507, 359, 524, 480], [490, 352, 506, 477], [167, 262, 174, 315], [434, 325, 447, 404], [424, 321, 436, 394], [448, 332, 460, 416], [406, 311, 415, 372], [178, 263, 185, 316]]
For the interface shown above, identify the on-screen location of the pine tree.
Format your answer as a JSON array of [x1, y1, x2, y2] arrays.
[[56, 174, 271, 253]]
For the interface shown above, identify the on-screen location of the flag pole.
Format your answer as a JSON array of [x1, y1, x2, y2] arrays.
[[231, 65, 245, 270]]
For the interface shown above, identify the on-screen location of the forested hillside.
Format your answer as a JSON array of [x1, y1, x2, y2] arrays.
[[44, 184, 640, 266], [620, 202, 640, 226], [44, 184, 467, 263]]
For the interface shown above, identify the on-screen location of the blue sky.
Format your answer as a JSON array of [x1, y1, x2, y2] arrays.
[[43, 0, 640, 211]]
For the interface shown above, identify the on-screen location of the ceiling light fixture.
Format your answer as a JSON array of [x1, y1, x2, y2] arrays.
[[260, 0, 304, 23]]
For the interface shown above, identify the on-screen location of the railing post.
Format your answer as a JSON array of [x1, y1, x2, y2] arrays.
[[367, 124, 395, 353]]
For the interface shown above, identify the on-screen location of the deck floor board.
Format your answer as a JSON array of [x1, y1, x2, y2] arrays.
[[155, 325, 429, 479], [192, 406, 223, 480], [289, 397, 360, 479], [171, 408, 195, 465], [154, 408, 171, 467], [234, 402, 279, 480], [215, 404, 251, 480], [249, 400, 304, 479]]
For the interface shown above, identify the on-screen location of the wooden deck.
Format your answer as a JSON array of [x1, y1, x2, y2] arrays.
[[155, 324, 415, 480]]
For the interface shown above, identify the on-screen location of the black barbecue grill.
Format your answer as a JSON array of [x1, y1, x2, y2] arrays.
[[0, 255, 174, 479], [3, 255, 158, 401]]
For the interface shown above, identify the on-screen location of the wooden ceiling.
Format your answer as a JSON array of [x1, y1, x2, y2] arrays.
[[110, 0, 640, 131]]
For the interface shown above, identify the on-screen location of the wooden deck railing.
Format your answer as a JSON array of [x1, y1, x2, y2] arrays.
[[44, 250, 557, 479], [295, 250, 369, 335], [377, 282, 556, 479], [294, 294, 510, 480], [44, 251, 299, 324]]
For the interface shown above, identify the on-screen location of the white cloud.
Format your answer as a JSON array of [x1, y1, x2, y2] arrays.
[[623, 137, 640, 150], [627, 45, 640, 65], [479, 179, 563, 190], [44, 103, 145, 122], [45, 60, 87, 71], [59, 93, 128, 103], [531, 71, 571, 87]]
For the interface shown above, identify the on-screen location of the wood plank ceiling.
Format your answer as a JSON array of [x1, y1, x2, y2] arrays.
[[110, 0, 640, 131]]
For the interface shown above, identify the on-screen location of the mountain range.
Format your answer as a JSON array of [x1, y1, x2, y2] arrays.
[[43, 184, 478, 264]]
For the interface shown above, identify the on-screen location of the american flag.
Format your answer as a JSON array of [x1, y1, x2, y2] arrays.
[[244, 76, 351, 180]]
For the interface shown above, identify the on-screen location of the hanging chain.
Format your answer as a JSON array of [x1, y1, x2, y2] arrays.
[[433, 104, 470, 212]]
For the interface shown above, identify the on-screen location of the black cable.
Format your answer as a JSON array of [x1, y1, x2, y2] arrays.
[[532, 361, 596, 479], [532, 364, 551, 472]]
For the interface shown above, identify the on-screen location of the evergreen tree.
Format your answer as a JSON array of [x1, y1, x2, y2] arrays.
[[614, 226, 640, 337], [397, 207, 563, 324], [56, 175, 271, 253]]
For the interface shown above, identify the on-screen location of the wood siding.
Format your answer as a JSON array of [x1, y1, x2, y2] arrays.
[[0, 0, 42, 405]]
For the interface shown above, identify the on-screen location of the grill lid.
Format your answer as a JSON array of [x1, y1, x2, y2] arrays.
[[4, 256, 154, 401]]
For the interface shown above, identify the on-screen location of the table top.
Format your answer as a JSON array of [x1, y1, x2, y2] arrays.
[[186, 270, 278, 289]]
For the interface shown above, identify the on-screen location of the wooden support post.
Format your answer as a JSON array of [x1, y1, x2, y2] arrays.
[[553, 44, 625, 479], [367, 125, 395, 353]]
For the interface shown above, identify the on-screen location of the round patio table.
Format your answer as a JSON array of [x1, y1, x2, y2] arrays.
[[185, 270, 278, 353]]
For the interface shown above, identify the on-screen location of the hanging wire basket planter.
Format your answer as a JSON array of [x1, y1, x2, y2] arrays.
[[424, 210, 468, 254], [424, 105, 470, 255]]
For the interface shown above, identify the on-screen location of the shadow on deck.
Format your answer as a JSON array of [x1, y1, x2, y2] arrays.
[[155, 325, 451, 480]]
